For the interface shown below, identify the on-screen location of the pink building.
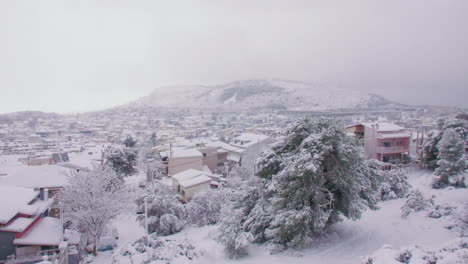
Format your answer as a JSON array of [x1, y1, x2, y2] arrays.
[[346, 123, 411, 163]]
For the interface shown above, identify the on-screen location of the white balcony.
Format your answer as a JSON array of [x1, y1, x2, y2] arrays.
[[376, 146, 409, 154]]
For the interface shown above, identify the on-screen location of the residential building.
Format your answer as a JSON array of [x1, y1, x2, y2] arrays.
[[231, 133, 276, 174], [167, 149, 203, 176], [171, 169, 215, 202], [346, 123, 411, 163], [0, 165, 72, 218], [0, 184, 79, 262]]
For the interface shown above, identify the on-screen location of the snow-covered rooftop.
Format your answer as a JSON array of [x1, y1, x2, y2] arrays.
[[0, 216, 37, 233], [179, 175, 211, 188], [66, 151, 102, 170], [205, 140, 245, 153], [14, 217, 62, 246], [172, 169, 213, 188], [233, 133, 270, 143], [360, 123, 405, 132], [172, 169, 207, 182], [0, 184, 38, 224], [171, 148, 202, 158], [0, 165, 71, 189]]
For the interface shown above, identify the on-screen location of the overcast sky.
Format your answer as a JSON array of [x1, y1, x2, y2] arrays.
[[0, 0, 467, 113]]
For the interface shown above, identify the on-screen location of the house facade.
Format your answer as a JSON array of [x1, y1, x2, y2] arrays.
[[171, 169, 215, 202], [0, 184, 80, 263], [346, 123, 411, 163], [167, 149, 204, 176], [231, 133, 276, 174]]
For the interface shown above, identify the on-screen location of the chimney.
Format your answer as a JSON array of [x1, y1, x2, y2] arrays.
[[39, 188, 49, 201]]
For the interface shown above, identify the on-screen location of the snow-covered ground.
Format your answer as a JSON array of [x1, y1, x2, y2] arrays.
[[92, 168, 467, 264], [90, 214, 145, 264]]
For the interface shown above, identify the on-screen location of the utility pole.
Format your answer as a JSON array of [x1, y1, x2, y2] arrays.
[[60, 199, 64, 242], [419, 125, 425, 168], [416, 127, 420, 155], [144, 196, 148, 237]]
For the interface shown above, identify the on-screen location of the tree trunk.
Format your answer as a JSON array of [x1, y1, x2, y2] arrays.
[[93, 234, 98, 255]]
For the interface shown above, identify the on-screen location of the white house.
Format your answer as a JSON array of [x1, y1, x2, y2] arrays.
[[171, 169, 214, 202], [231, 133, 276, 174]]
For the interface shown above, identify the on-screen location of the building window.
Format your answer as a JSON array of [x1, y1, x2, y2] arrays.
[[383, 141, 392, 147], [396, 140, 403, 146]]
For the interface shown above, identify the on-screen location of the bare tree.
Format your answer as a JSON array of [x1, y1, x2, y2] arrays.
[[61, 166, 132, 255]]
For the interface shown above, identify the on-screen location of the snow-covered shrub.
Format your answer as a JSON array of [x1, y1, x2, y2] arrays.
[[395, 248, 412, 263], [400, 190, 434, 218], [136, 181, 186, 236], [361, 256, 374, 264], [379, 167, 411, 201], [433, 128, 467, 189], [443, 202, 468, 237], [112, 234, 203, 264], [427, 203, 456, 219], [362, 238, 468, 264], [186, 189, 228, 226]]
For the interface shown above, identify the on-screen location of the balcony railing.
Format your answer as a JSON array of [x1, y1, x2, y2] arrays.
[[376, 146, 409, 154]]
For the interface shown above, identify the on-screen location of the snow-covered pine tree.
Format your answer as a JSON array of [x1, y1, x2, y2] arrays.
[[217, 206, 253, 259], [136, 181, 185, 235], [433, 128, 467, 188], [105, 146, 138, 177], [422, 115, 468, 170], [123, 135, 137, 148], [218, 118, 380, 252], [61, 166, 131, 255], [257, 118, 380, 249], [422, 129, 443, 169]]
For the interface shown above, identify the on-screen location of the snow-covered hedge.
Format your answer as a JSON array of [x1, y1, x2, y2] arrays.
[[112, 234, 203, 264]]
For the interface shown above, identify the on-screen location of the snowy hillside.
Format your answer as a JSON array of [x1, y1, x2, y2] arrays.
[[135, 80, 406, 111]]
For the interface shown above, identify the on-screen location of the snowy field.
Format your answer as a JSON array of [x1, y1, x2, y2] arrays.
[[91, 168, 467, 264]]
